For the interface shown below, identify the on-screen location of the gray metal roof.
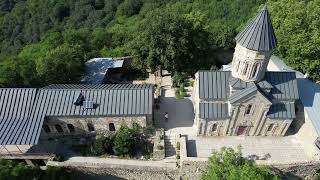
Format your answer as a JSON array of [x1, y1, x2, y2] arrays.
[[199, 103, 229, 119], [229, 84, 261, 104], [198, 71, 230, 100], [0, 84, 153, 145], [199, 71, 298, 101], [264, 72, 299, 100], [44, 84, 152, 89], [267, 102, 295, 119], [0, 89, 38, 145], [235, 5, 277, 51]]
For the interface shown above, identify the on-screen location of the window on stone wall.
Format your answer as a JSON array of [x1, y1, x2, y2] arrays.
[[109, 123, 115, 131], [87, 123, 95, 132], [212, 124, 217, 132], [43, 125, 51, 133], [245, 104, 253, 115], [267, 124, 274, 132], [55, 124, 63, 133], [67, 124, 75, 132]]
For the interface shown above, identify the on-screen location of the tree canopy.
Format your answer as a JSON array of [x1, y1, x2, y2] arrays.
[[0, 0, 319, 87], [202, 147, 279, 180]]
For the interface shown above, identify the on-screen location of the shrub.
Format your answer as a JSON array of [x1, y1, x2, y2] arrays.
[[112, 126, 135, 156], [176, 154, 180, 160]]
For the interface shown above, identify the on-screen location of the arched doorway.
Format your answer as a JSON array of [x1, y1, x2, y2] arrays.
[[87, 123, 95, 132], [109, 123, 115, 131]]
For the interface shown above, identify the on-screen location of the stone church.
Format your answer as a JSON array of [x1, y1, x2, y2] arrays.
[[193, 6, 299, 136]]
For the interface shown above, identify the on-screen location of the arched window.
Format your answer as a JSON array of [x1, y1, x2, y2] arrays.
[[109, 123, 115, 131], [87, 123, 95, 132], [267, 124, 274, 132], [43, 125, 51, 133], [67, 124, 75, 132], [212, 124, 218, 132], [245, 105, 252, 115], [55, 124, 63, 133]]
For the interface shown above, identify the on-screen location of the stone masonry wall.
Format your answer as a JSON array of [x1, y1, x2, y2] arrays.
[[40, 116, 147, 139]]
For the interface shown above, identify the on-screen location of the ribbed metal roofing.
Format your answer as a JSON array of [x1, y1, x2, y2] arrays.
[[199, 71, 298, 101], [267, 102, 296, 119], [0, 84, 153, 145], [235, 5, 277, 51], [229, 84, 264, 104], [199, 103, 229, 120], [0, 89, 38, 145], [198, 71, 230, 100], [44, 84, 152, 89]]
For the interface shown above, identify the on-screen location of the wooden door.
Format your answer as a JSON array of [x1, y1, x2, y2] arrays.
[[237, 126, 247, 136]]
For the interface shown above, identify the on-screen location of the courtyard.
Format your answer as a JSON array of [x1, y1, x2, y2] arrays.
[[152, 76, 314, 164]]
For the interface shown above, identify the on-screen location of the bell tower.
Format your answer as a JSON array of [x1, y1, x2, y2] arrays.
[[231, 5, 277, 82]]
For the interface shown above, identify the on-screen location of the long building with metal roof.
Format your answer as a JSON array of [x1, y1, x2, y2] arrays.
[[0, 84, 153, 149]]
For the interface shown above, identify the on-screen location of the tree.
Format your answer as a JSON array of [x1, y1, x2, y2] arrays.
[[129, 10, 214, 75], [112, 126, 135, 156], [36, 45, 84, 85], [202, 147, 279, 180]]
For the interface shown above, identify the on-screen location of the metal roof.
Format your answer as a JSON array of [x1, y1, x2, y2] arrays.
[[264, 72, 299, 100], [235, 5, 277, 51], [0, 89, 38, 145], [199, 71, 298, 101], [229, 84, 262, 104], [267, 102, 296, 119], [81, 58, 124, 84], [199, 102, 229, 119], [198, 71, 230, 100], [44, 84, 152, 89], [0, 84, 153, 145]]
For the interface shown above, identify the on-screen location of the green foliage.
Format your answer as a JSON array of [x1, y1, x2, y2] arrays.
[[129, 9, 213, 75], [0, 159, 71, 180], [202, 147, 279, 180], [268, 0, 320, 81], [113, 126, 136, 156]]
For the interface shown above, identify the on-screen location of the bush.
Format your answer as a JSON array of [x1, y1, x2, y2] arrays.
[[202, 147, 279, 180], [176, 154, 180, 160], [112, 126, 136, 156]]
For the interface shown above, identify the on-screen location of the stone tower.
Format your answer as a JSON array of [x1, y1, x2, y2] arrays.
[[231, 6, 277, 82]]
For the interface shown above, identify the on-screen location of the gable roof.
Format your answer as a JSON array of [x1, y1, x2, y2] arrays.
[[228, 84, 271, 104], [199, 102, 229, 119], [198, 71, 230, 100], [267, 102, 296, 119], [0, 84, 153, 145], [0, 89, 38, 146], [199, 71, 299, 101], [235, 5, 277, 51]]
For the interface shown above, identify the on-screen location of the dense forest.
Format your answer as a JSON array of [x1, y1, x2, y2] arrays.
[[0, 0, 319, 87]]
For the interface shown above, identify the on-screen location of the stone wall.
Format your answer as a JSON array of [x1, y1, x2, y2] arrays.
[[40, 116, 147, 139], [296, 112, 320, 159]]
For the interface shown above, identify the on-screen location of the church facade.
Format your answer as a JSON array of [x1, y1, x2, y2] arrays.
[[193, 6, 299, 136]]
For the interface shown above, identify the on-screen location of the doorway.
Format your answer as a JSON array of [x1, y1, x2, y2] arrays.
[[237, 126, 247, 136]]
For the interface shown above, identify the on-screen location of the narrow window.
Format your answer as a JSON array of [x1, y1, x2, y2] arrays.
[[267, 124, 274, 132], [109, 123, 115, 131], [245, 105, 252, 115], [55, 124, 63, 133], [252, 64, 259, 78], [242, 63, 248, 75], [43, 125, 51, 133], [212, 124, 217, 132], [67, 124, 75, 132], [199, 123, 203, 135], [87, 123, 95, 132]]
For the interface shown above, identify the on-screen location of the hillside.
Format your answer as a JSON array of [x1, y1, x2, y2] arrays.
[[0, 0, 319, 87]]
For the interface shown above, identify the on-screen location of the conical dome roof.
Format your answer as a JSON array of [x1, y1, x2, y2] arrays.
[[235, 5, 277, 52]]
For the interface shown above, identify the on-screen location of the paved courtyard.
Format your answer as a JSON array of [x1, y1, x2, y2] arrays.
[[187, 135, 313, 164]]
